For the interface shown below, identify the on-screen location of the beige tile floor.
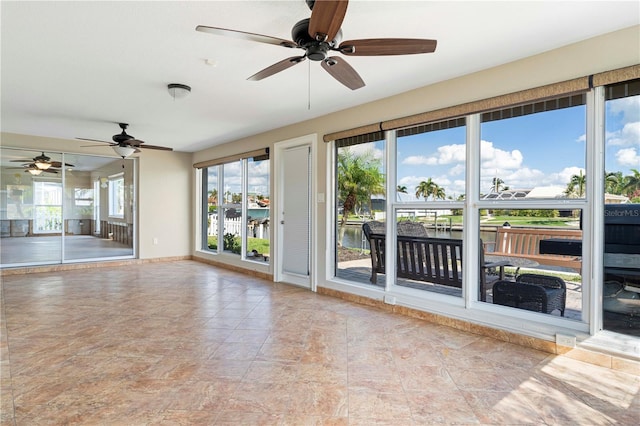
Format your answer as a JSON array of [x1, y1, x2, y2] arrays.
[[1, 260, 639, 425]]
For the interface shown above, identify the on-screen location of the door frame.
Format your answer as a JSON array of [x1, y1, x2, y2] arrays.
[[273, 134, 317, 290]]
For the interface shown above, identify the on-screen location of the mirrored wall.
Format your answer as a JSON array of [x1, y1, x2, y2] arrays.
[[1, 147, 136, 267]]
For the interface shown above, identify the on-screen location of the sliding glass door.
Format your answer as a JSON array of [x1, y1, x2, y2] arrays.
[[1, 148, 136, 266]]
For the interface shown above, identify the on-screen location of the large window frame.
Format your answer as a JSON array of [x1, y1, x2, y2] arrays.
[[108, 172, 125, 219], [196, 150, 270, 265], [328, 88, 617, 337]]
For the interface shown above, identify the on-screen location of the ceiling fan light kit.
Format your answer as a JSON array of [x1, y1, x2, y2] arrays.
[[196, 0, 436, 90], [167, 83, 191, 99], [9, 151, 72, 173], [28, 168, 43, 176], [112, 145, 136, 158], [77, 123, 173, 156], [34, 160, 51, 170]]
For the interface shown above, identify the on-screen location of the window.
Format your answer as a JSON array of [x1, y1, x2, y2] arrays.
[[335, 134, 386, 284], [602, 79, 640, 337], [480, 95, 586, 200], [478, 96, 586, 318], [334, 95, 587, 320], [397, 118, 466, 202], [108, 173, 124, 218], [198, 150, 270, 263]]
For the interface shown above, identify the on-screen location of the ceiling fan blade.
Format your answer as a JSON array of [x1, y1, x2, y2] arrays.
[[247, 56, 306, 81], [50, 161, 75, 168], [321, 56, 365, 90], [126, 139, 145, 147], [10, 159, 35, 163], [138, 144, 172, 151], [339, 38, 437, 56], [309, 0, 349, 42], [76, 137, 114, 144], [196, 25, 299, 49]]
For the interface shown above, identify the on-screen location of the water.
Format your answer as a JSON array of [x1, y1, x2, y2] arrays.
[[247, 208, 269, 219]]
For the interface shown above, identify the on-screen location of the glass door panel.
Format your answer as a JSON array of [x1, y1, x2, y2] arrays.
[[1, 149, 62, 265], [63, 153, 134, 261], [1, 147, 135, 266]]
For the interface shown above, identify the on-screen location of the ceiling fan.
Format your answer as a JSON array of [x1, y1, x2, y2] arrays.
[[9, 151, 73, 175], [77, 123, 173, 158], [196, 0, 437, 90]]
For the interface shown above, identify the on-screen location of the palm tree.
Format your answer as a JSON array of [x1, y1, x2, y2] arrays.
[[415, 179, 437, 200], [604, 171, 622, 194], [564, 170, 586, 198], [337, 148, 385, 245], [397, 185, 408, 194], [491, 177, 507, 193], [622, 168, 640, 199], [415, 179, 446, 201]]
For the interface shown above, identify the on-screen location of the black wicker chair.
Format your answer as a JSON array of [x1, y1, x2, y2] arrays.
[[492, 280, 550, 314], [516, 273, 566, 316]]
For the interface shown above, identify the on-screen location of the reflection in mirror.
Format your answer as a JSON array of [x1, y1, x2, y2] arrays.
[[1, 148, 135, 266]]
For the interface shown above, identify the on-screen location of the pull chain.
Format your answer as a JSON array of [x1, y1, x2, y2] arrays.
[[307, 60, 311, 110]]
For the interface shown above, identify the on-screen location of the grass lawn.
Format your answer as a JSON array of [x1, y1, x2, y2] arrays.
[[207, 236, 270, 255]]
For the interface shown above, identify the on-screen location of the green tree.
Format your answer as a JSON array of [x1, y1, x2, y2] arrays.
[[622, 168, 640, 199], [415, 178, 446, 200], [604, 171, 623, 194], [337, 148, 385, 245], [397, 185, 407, 194], [491, 177, 509, 192], [564, 170, 586, 198]]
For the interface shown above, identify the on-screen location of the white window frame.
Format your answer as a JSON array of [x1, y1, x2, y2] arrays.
[[108, 173, 125, 218]]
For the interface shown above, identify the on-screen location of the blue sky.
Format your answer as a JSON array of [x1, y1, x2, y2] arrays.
[[348, 96, 639, 200]]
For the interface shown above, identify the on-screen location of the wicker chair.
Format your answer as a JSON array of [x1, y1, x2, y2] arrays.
[[492, 280, 550, 314], [516, 273, 566, 316], [396, 221, 428, 237]]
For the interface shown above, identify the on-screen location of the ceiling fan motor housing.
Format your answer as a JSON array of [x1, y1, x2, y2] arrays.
[[113, 123, 134, 143], [292, 18, 341, 61]]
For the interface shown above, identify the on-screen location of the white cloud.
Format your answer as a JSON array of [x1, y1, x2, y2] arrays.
[[616, 147, 640, 168], [346, 143, 384, 160], [608, 96, 640, 121], [607, 121, 640, 147], [402, 143, 465, 166], [403, 155, 437, 165], [449, 164, 465, 176], [480, 140, 523, 170]]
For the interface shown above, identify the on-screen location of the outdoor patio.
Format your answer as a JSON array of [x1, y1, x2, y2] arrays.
[[336, 258, 583, 320]]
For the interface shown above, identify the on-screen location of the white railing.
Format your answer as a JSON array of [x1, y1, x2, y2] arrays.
[[208, 215, 269, 239]]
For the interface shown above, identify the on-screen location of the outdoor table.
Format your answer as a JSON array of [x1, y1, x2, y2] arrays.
[[484, 255, 539, 279]]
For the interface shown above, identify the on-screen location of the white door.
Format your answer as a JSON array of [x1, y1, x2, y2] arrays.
[[275, 136, 314, 288]]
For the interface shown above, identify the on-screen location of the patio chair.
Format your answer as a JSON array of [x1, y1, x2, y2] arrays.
[[492, 280, 550, 314], [397, 221, 428, 237], [516, 273, 566, 316]]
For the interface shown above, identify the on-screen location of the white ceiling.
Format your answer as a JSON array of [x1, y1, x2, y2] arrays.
[[2, 1, 639, 154]]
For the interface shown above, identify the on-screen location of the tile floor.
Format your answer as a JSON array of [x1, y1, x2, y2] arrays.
[[1, 260, 639, 425]]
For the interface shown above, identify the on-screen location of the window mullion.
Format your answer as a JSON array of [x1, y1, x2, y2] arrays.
[[465, 113, 481, 306]]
